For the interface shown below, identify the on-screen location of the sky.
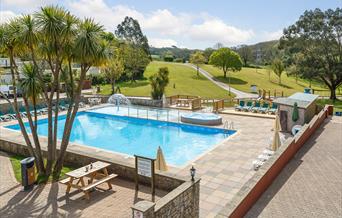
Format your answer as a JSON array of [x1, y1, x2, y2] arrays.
[[0, 0, 340, 49]]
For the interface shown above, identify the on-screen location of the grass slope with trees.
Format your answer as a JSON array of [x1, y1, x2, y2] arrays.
[[100, 61, 233, 99], [201, 64, 327, 96]]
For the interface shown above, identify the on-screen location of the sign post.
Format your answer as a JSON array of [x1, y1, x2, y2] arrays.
[[135, 155, 156, 196]]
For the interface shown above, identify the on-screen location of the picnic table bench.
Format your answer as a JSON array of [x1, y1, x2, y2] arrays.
[[176, 98, 190, 107], [59, 161, 117, 200]]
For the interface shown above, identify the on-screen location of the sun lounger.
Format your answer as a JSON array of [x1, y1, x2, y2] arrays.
[[258, 103, 269, 113], [253, 160, 264, 170], [263, 149, 274, 156], [268, 103, 278, 114], [251, 102, 261, 113], [258, 154, 270, 161], [235, 100, 245, 111], [242, 101, 253, 111]]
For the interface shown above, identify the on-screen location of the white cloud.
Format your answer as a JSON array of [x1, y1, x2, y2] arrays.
[[3, 0, 56, 12], [68, 0, 143, 31], [261, 29, 283, 41], [149, 38, 178, 48], [0, 11, 18, 24], [2, 0, 278, 48], [189, 18, 254, 45], [143, 9, 191, 35]]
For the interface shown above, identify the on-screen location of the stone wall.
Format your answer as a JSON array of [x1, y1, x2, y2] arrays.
[[82, 95, 163, 107], [217, 105, 332, 218], [0, 139, 183, 192], [131, 179, 200, 218]]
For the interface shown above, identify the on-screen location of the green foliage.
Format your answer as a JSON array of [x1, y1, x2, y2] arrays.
[[237, 45, 252, 67], [190, 51, 206, 66], [150, 46, 194, 62], [163, 51, 174, 62], [87, 74, 108, 85], [280, 8, 342, 99], [149, 67, 170, 99], [103, 49, 125, 94], [174, 58, 184, 63], [115, 16, 150, 58], [19, 63, 42, 103], [271, 58, 285, 85], [9, 154, 75, 183], [209, 48, 243, 78], [190, 51, 206, 76], [122, 44, 150, 81]]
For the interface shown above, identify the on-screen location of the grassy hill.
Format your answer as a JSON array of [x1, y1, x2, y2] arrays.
[[200, 64, 325, 96], [100, 61, 233, 99]]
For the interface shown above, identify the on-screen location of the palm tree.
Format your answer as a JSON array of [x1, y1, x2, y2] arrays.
[[20, 63, 42, 126], [53, 18, 109, 177]]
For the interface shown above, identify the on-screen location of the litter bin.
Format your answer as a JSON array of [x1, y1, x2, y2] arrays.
[[20, 157, 36, 191]]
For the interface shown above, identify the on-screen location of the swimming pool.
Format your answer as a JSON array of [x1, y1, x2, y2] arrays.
[[6, 106, 235, 167]]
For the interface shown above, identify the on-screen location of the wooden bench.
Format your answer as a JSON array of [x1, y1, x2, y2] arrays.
[[59, 177, 71, 185], [81, 174, 118, 199]]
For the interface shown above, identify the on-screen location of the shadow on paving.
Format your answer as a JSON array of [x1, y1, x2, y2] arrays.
[[0, 176, 166, 218], [245, 118, 331, 218]]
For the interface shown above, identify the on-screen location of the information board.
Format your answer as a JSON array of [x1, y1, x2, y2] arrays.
[[137, 157, 152, 177]]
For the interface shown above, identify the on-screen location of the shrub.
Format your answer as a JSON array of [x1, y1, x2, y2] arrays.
[[174, 58, 184, 63], [149, 67, 169, 100]]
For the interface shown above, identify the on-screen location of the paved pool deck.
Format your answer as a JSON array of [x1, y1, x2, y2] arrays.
[[0, 106, 279, 217], [0, 151, 166, 218], [246, 116, 342, 218]]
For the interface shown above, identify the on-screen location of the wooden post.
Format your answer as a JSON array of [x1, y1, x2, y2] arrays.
[[135, 157, 138, 191], [151, 159, 155, 196]]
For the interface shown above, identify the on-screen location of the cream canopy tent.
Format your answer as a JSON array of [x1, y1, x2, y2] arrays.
[[271, 115, 281, 151], [155, 146, 168, 171]]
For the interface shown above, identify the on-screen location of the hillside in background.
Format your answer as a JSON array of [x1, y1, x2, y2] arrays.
[[150, 40, 280, 65]]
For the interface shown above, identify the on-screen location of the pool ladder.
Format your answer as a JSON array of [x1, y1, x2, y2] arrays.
[[223, 121, 234, 132]]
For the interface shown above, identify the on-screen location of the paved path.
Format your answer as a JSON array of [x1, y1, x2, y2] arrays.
[[184, 64, 258, 99], [246, 116, 342, 218], [0, 152, 166, 217]]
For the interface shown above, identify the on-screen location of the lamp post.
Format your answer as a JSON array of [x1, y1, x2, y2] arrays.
[[190, 166, 196, 182]]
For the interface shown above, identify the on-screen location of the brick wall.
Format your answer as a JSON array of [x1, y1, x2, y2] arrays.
[[217, 105, 333, 218]]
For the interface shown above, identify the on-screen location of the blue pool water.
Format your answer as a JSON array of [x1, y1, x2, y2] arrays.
[[6, 109, 235, 166]]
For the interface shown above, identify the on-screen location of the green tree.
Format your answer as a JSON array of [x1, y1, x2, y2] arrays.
[[190, 51, 206, 76], [209, 48, 242, 95], [163, 50, 174, 62], [271, 58, 285, 85], [103, 49, 125, 94], [237, 45, 252, 67], [280, 8, 342, 100], [203, 48, 215, 63], [209, 48, 243, 79], [149, 67, 169, 100], [123, 44, 150, 82], [115, 16, 150, 58], [0, 6, 109, 179]]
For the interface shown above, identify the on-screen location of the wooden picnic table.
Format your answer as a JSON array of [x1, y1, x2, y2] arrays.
[[176, 98, 190, 107], [60, 161, 117, 200]]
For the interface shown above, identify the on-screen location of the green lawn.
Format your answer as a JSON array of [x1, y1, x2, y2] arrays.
[[9, 154, 75, 183], [100, 61, 234, 99], [200, 64, 327, 96], [316, 99, 342, 112]]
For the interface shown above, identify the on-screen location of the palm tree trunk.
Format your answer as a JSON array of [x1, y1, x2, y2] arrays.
[[53, 65, 89, 178]]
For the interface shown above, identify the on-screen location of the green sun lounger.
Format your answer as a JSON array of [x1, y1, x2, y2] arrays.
[[242, 101, 253, 111], [251, 102, 261, 113], [258, 103, 269, 113], [268, 103, 278, 114], [235, 100, 245, 111]]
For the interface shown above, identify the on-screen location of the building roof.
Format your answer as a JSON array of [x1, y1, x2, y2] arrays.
[[273, 92, 319, 109]]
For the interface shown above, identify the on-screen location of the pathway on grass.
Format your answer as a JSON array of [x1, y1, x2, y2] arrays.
[[184, 64, 259, 99], [246, 116, 342, 217]]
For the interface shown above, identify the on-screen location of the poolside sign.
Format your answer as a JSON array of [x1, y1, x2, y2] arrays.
[[137, 157, 152, 177], [134, 155, 156, 196]]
